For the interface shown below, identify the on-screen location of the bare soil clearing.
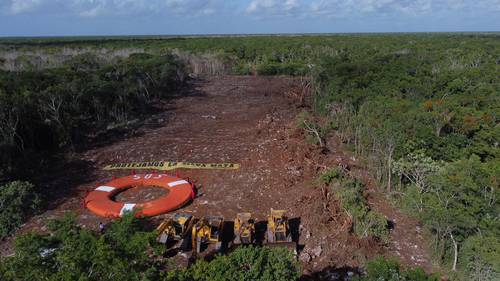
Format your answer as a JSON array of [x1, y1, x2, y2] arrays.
[[1, 76, 433, 276]]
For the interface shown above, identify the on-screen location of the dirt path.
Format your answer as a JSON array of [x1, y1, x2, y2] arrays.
[[1, 76, 434, 278]]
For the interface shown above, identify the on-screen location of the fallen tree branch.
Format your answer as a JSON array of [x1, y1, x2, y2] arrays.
[[303, 120, 324, 147]]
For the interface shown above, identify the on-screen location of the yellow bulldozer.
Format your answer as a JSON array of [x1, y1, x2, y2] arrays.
[[265, 209, 295, 251], [156, 213, 194, 252], [234, 212, 255, 245], [192, 216, 224, 254]]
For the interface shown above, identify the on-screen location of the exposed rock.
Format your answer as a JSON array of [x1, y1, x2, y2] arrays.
[[310, 245, 323, 258], [286, 165, 302, 176], [299, 252, 312, 263]]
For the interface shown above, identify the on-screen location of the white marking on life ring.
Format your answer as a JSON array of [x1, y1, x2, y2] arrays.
[[95, 186, 115, 192], [120, 203, 136, 216], [168, 180, 189, 187]]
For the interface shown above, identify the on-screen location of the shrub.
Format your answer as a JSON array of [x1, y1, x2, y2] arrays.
[[0, 181, 41, 239], [322, 169, 390, 243], [460, 234, 500, 281], [336, 182, 390, 243], [233, 62, 253, 75], [0, 213, 163, 281], [256, 62, 307, 76], [164, 246, 300, 281], [363, 256, 401, 281], [319, 167, 342, 185], [354, 256, 439, 281]]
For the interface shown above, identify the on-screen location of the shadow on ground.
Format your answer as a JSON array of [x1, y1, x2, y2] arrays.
[[75, 77, 208, 153]]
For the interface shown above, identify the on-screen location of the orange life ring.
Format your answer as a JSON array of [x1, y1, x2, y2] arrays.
[[84, 174, 194, 218]]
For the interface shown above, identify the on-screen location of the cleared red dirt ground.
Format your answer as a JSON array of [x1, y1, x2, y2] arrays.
[[1, 76, 434, 278]]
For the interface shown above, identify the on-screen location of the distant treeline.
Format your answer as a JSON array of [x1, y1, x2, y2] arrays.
[[2, 33, 498, 75]]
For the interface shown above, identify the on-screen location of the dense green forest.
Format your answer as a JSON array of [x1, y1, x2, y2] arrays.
[[311, 35, 499, 280], [0, 34, 498, 280]]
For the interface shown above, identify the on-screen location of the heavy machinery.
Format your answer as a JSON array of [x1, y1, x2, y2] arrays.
[[156, 213, 194, 252], [192, 216, 224, 254], [234, 212, 255, 245], [265, 209, 295, 251]]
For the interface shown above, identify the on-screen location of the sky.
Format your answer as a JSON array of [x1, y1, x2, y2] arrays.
[[0, 0, 499, 36]]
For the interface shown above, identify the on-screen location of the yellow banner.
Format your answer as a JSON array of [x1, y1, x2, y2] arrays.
[[103, 161, 240, 171]]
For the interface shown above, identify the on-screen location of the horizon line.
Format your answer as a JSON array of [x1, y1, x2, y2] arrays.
[[1, 31, 500, 40]]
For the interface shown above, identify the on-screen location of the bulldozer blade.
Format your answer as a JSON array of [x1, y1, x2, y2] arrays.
[[158, 233, 169, 244], [215, 241, 223, 252], [234, 236, 241, 245], [195, 236, 202, 254]]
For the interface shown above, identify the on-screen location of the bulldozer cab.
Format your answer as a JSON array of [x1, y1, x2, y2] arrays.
[[172, 213, 193, 238], [192, 216, 224, 254], [156, 213, 194, 246], [269, 209, 288, 230], [235, 213, 252, 228], [234, 212, 254, 245], [266, 209, 294, 249], [270, 209, 287, 219], [207, 216, 223, 241]]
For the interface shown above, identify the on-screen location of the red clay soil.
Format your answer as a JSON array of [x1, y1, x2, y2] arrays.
[[0, 76, 434, 277]]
